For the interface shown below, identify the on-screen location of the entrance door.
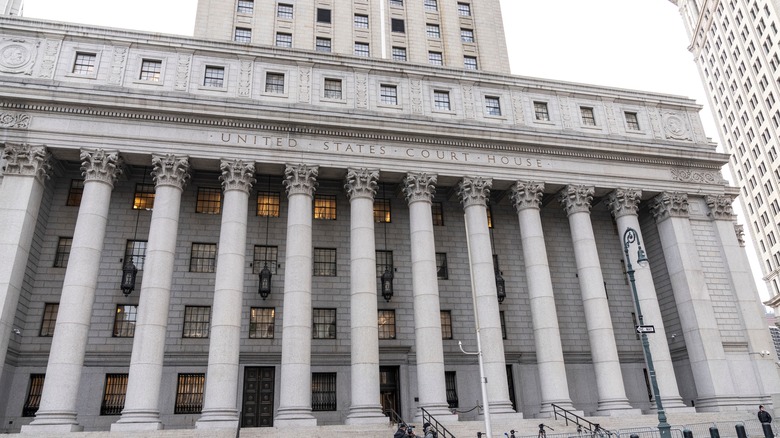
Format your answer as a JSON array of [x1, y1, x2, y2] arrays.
[[241, 367, 275, 427], [380, 366, 401, 419]]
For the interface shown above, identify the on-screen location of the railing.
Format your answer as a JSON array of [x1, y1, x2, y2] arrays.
[[421, 407, 456, 438], [384, 408, 405, 427], [551, 403, 614, 437]]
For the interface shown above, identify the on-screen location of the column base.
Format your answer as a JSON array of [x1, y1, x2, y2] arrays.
[[21, 411, 83, 433], [651, 396, 695, 413], [111, 410, 164, 432], [345, 404, 389, 425], [196, 408, 240, 429], [413, 403, 459, 424], [538, 401, 582, 418], [596, 398, 642, 416], [274, 406, 317, 427], [692, 395, 750, 412]]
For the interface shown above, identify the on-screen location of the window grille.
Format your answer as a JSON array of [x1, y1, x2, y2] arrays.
[[265, 72, 285, 93], [432, 202, 444, 225], [100, 374, 128, 415], [312, 373, 337, 411], [445, 371, 459, 408], [175, 373, 205, 414], [22, 374, 44, 417]]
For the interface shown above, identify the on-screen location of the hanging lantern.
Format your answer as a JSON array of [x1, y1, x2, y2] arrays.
[[258, 263, 272, 299], [381, 266, 394, 302], [121, 259, 138, 297], [495, 269, 506, 303]]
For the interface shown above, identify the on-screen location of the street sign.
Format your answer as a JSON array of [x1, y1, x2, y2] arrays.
[[636, 325, 655, 334]]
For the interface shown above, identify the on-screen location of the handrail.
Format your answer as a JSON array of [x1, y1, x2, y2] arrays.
[[421, 407, 456, 438], [551, 403, 614, 436], [384, 408, 405, 427]]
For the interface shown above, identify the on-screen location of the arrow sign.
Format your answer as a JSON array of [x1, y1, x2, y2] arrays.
[[636, 325, 655, 334]]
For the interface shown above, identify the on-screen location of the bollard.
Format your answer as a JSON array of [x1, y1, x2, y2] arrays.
[[683, 429, 693, 438], [630, 434, 639, 438], [709, 426, 721, 438], [735, 424, 747, 438], [477, 433, 483, 438], [762, 422, 774, 438]]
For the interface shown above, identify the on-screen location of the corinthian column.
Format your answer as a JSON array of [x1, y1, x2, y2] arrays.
[[25, 149, 122, 432], [559, 185, 637, 416], [650, 192, 735, 410], [197, 160, 256, 429], [113, 154, 191, 432], [344, 168, 386, 424], [403, 173, 457, 422], [511, 181, 574, 415], [0, 145, 50, 386], [607, 188, 687, 411], [459, 177, 516, 417], [275, 164, 318, 427]]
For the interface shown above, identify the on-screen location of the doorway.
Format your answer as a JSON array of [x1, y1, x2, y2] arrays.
[[241, 367, 275, 427], [380, 366, 401, 418]]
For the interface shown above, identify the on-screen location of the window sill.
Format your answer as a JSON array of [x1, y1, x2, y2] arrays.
[[197, 85, 227, 92], [132, 79, 164, 87]]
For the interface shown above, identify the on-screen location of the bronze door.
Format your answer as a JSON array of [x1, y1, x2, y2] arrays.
[[241, 367, 275, 427], [380, 366, 401, 418]]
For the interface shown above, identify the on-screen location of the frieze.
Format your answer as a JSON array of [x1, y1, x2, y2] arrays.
[[0, 38, 38, 75], [38, 39, 61, 79], [670, 167, 721, 183], [662, 111, 693, 141], [0, 111, 30, 128]]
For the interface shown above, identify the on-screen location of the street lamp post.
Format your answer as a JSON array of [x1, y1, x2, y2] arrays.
[[623, 227, 671, 438]]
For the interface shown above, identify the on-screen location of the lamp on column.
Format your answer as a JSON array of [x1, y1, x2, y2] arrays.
[[380, 183, 394, 302], [258, 176, 273, 299], [121, 166, 145, 296], [489, 203, 506, 303]]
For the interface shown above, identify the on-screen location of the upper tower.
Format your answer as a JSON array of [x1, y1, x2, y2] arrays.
[[194, 0, 511, 74], [1, 0, 24, 16]]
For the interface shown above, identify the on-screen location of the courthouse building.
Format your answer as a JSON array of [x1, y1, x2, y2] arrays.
[[0, 0, 777, 433]]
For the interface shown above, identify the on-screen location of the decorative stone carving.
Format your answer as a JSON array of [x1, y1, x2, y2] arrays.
[[355, 71, 368, 109], [2, 143, 51, 181], [80, 149, 123, 187], [238, 59, 253, 98], [511, 91, 525, 125], [175, 52, 192, 92], [706, 194, 735, 220], [648, 108, 663, 139], [510, 181, 544, 212], [651, 192, 689, 222], [734, 224, 746, 247], [559, 96, 572, 129], [462, 84, 475, 119], [151, 154, 190, 190], [0, 111, 30, 128], [0, 38, 38, 75], [458, 177, 492, 208], [607, 188, 642, 218], [219, 159, 256, 193], [410, 78, 423, 115], [662, 112, 693, 141], [670, 168, 719, 184], [108, 46, 128, 85], [559, 185, 594, 215], [283, 163, 318, 197], [403, 172, 437, 204], [604, 101, 619, 134], [38, 39, 61, 79], [345, 168, 379, 201], [298, 65, 312, 103]]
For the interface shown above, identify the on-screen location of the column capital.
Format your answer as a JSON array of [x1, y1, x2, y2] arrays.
[[403, 172, 437, 204], [458, 176, 492, 208], [283, 163, 318, 197], [219, 159, 256, 193], [345, 168, 379, 201], [607, 188, 642, 218], [151, 154, 190, 190], [510, 181, 544, 212], [734, 223, 746, 246], [559, 185, 594, 216], [706, 194, 736, 221], [2, 143, 51, 182], [80, 149, 123, 187], [651, 192, 689, 222]]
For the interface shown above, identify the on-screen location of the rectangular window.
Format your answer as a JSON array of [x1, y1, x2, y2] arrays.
[[436, 253, 448, 279], [203, 66, 225, 87], [580, 106, 596, 126], [190, 243, 217, 273], [72, 52, 96, 75], [257, 191, 280, 217], [39, 303, 59, 337], [100, 374, 128, 415], [275, 32, 293, 47], [234, 27, 252, 43], [441, 310, 453, 339], [277, 3, 293, 19], [464, 56, 478, 70], [237, 0, 254, 14], [265, 72, 285, 93], [249, 307, 275, 339], [378, 309, 396, 339], [175, 373, 205, 414], [182, 306, 211, 338], [500, 310, 507, 339], [125, 240, 147, 271], [391, 18, 405, 33], [487, 206, 493, 228], [314, 195, 337, 220], [354, 14, 369, 28], [313, 308, 337, 339], [196, 187, 222, 214], [534, 101, 550, 121], [432, 202, 444, 226], [445, 371, 459, 408], [66, 179, 85, 206], [139, 59, 162, 82], [376, 250, 393, 277], [625, 112, 640, 130], [313, 248, 337, 276], [434, 90, 450, 110], [485, 96, 501, 116], [253, 245, 278, 274], [458, 2, 471, 16], [22, 374, 44, 417], [354, 42, 370, 57], [113, 304, 138, 337], [317, 8, 331, 23], [316, 37, 332, 52], [390, 0, 403, 5], [424, 0, 438, 11], [374, 198, 391, 223], [133, 183, 155, 210], [312, 373, 337, 411], [460, 28, 474, 43], [426, 24, 441, 39], [324, 78, 342, 99], [392, 47, 407, 62], [380, 84, 398, 105], [54, 237, 73, 268]]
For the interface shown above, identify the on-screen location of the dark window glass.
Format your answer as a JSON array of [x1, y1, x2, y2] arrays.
[[313, 308, 336, 339], [376, 250, 393, 277], [312, 373, 337, 411], [125, 240, 147, 271], [436, 253, 448, 279], [253, 245, 278, 274], [54, 237, 73, 268], [391, 18, 405, 33], [203, 66, 225, 87], [190, 243, 217, 273], [441, 310, 453, 339], [432, 202, 444, 225], [249, 307, 275, 339], [317, 8, 331, 23], [445, 371, 459, 408], [313, 248, 337, 276], [66, 179, 84, 206], [39, 303, 59, 337], [72, 52, 96, 75], [22, 374, 45, 417], [183, 306, 211, 338], [113, 305, 138, 337]]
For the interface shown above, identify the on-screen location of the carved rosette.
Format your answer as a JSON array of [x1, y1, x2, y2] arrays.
[[734, 224, 746, 247], [344, 168, 379, 201], [706, 194, 735, 221], [151, 154, 191, 190], [607, 188, 642, 219], [651, 192, 689, 222], [80, 149, 123, 187], [2, 143, 51, 182], [220, 159, 256, 193], [458, 177, 492, 209], [0, 111, 30, 128], [403, 172, 437, 204], [510, 181, 544, 212], [283, 163, 318, 197], [559, 185, 594, 216]]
